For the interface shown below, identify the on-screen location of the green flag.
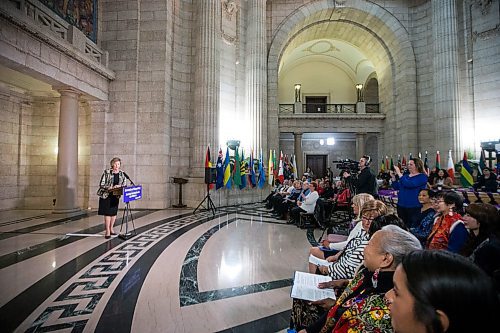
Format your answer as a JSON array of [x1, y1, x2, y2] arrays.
[[233, 148, 242, 187]]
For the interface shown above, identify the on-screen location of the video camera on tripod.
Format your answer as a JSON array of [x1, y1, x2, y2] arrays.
[[333, 159, 360, 174]]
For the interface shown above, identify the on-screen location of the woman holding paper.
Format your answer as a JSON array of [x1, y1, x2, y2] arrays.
[[97, 157, 127, 239], [316, 200, 387, 280], [291, 225, 422, 333], [308, 193, 374, 273]]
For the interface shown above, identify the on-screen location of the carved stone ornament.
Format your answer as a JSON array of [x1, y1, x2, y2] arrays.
[[469, 0, 493, 15], [220, 0, 239, 45], [222, 0, 238, 20], [472, 23, 500, 42]]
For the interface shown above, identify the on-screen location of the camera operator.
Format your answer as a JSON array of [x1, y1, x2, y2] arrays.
[[342, 155, 376, 196]]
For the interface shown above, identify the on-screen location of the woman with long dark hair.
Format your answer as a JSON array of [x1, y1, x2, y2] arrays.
[[386, 250, 498, 333]]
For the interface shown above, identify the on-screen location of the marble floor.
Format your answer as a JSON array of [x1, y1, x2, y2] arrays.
[[0, 203, 323, 332]]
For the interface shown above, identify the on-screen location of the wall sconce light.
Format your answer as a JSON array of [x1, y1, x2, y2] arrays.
[[355, 83, 364, 102], [294, 83, 302, 102]]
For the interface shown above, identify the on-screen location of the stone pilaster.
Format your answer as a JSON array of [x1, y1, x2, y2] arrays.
[[294, 132, 303, 176], [54, 88, 80, 213], [356, 133, 366, 158], [432, 0, 461, 158], [246, 0, 267, 152], [191, 0, 220, 178]]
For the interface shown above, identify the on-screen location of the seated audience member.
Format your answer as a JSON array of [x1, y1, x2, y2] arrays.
[[289, 182, 318, 225], [263, 179, 283, 207], [432, 169, 453, 190], [292, 225, 422, 333], [473, 167, 498, 193], [409, 189, 437, 246], [274, 180, 302, 220], [319, 180, 334, 199], [367, 214, 408, 236], [461, 202, 497, 256], [308, 194, 374, 272], [315, 201, 387, 279], [469, 205, 500, 291], [386, 250, 499, 333], [323, 180, 351, 218], [269, 179, 292, 213], [427, 167, 439, 188], [426, 191, 468, 253]]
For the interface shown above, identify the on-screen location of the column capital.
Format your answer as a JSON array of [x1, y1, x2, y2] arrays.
[[293, 131, 303, 136], [54, 87, 81, 97]]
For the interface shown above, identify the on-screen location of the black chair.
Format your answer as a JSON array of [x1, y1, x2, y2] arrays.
[[329, 196, 353, 236], [299, 200, 324, 229], [473, 191, 483, 203], [461, 190, 471, 205], [486, 192, 498, 205]]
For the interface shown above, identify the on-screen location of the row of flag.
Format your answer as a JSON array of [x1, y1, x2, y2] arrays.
[[205, 147, 299, 190], [379, 150, 493, 188]]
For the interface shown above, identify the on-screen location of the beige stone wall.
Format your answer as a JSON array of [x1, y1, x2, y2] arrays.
[[0, 90, 26, 210]]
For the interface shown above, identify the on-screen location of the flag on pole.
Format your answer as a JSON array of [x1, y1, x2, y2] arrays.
[[273, 150, 278, 179], [216, 148, 224, 190], [268, 149, 274, 185], [380, 159, 385, 172], [397, 154, 402, 170], [223, 147, 232, 188], [205, 146, 212, 168], [460, 152, 474, 187], [292, 155, 298, 179], [409, 153, 413, 160], [258, 149, 266, 189], [479, 150, 487, 175], [447, 150, 455, 183], [239, 150, 247, 189], [233, 148, 242, 187], [385, 156, 389, 171], [249, 149, 256, 188], [390, 156, 394, 171], [424, 151, 429, 172], [418, 152, 422, 159], [435, 151, 441, 170], [278, 151, 284, 183], [402, 155, 407, 168]]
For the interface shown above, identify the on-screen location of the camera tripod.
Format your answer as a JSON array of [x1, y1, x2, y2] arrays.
[[193, 183, 216, 216]]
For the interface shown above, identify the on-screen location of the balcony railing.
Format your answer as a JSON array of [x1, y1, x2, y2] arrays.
[[278, 103, 380, 114], [366, 104, 380, 113], [4, 0, 107, 66]]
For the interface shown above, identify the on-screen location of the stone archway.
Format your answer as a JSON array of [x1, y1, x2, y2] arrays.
[[267, 0, 418, 157]]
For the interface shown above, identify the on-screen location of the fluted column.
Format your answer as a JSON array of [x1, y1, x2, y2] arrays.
[[191, 0, 220, 178], [432, 0, 461, 158], [356, 133, 366, 158], [294, 132, 303, 177], [54, 89, 80, 213], [246, 0, 267, 152]]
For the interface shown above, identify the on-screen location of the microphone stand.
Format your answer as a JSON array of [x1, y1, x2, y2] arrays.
[[119, 172, 137, 240]]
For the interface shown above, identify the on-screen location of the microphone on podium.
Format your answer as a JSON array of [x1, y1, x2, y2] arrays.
[[123, 172, 135, 186]]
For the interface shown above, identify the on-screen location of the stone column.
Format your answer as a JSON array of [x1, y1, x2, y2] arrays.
[[54, 88, 80, 213], [356, 133, 366, 158], [191, 0, 220, 178], [294, 132, 303, 176], [246, 0, 267, 152], [432, 0, 461, 158]]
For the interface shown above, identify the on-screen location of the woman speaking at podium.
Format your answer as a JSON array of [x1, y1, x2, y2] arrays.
[[97, 157, 127, 239]]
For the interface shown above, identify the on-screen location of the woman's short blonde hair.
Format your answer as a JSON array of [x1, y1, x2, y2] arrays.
[[352, 193, 375, 219], [360, 200, 387, 218], [110, 157, 121, 167]]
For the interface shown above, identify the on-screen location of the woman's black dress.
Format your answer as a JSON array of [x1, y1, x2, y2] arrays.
[[98, 173, 120, 216]]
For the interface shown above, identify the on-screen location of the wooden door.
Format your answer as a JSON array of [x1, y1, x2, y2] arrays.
[[305, 96, 327, 113], [305, 155, 327, 178]]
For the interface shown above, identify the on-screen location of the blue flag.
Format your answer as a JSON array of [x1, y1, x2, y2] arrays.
[[215, 148, 224, 190], [258, 150, 266, 189]]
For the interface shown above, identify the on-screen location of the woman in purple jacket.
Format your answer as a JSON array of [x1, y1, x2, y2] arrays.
[[391, 158, 428, 228]]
